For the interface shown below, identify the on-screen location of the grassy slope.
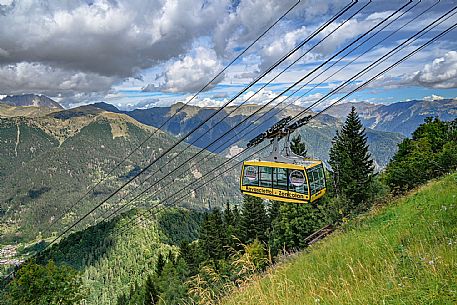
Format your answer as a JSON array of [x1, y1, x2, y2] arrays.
[[223, 173, 457, 305]]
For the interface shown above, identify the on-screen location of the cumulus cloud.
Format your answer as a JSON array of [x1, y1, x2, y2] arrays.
[[423, 94, 444, 101], [0, 62, 116, 96], [293, 92, 324, 107], [0, 0, 228, 98], [0, 0, 455, 109], [258, 26, 315, 71], [412, 51, 457, 89], [145, 47, 223, 93], [366, 51, 457, 90]]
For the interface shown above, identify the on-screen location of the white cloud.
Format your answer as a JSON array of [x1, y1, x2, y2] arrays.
[[293, 92, 324, 107], [0, 0, 455, 108], [146, 47, 224, 93], [0, 62, 115, 95], [412, 51, 457, 89], [423, 94, 444, 101], [0, 0, 228, 96]]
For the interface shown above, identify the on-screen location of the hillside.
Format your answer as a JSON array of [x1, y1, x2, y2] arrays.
[[93, 102, 404, 168], [0, 106, 239, 243], [0, 103, 60, 118], [1, 207, 204, 305], [327, 99, 457, 136], [222, 173, 457, 304]]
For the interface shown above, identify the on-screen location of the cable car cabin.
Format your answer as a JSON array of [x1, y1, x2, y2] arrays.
[[241, 116, 327, 204], [240, 160, 326, 204]]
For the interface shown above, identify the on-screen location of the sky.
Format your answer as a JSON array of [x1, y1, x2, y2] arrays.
[[0, 0, 456, 110]]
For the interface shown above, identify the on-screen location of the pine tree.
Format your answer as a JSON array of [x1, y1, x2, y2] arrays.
[[144, 275, 159, 305], [223, 201, 234, 227], [240, 195, 269, 244], [199, 209, 226, 260], [223, 201, 238, 251], [329, 106, 374, 214], [179, 241, 200, 276], [268, 201, 282, 225], [155, 253, 165, 276], [290, 134, 307, 156]]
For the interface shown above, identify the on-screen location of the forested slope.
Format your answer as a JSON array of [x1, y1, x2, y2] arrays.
[[0, 106, 239, 243]]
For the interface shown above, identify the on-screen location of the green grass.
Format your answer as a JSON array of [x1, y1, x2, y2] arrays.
[[222, 173, 457, 305]]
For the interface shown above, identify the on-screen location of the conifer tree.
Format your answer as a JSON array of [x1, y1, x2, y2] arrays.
[[144, 275, 159, 305], [223, 202, 239, 251], [270, 203, 321, 254], [240, 195, 269, 244], [155, 253, 165, 276], [290, 134, 307, 156], [268, 201, 282, 226], [231, 204, 243, 249], [329, 106, 374, 213], [232, 204, 241, 229], [223, 201, 234, 227], [199, 209, 226, 260]]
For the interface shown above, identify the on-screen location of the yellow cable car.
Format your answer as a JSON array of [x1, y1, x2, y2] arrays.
[[240, 119, 326, 204]]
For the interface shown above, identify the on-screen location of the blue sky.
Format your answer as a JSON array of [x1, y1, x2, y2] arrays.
[[0, 0, 456, 110]]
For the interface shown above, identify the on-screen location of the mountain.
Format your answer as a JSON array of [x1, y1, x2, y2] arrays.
[[0, 103, 60, 118], [0, 105, 239, 244], [326, 99, 457, 136], [0, 94, 63, 109], [93, 102, 404, 168]]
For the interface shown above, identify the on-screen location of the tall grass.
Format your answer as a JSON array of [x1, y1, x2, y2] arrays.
[[222, 173, 457, 305]]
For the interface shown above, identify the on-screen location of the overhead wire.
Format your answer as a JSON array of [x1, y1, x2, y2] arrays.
[[101, 1, 374, 221], [114, 1, 457, 235], [42, 1, 357, 248], [43, 0, 303, 233], [123, 17, 457, 235], [106, 0, 426, 220]]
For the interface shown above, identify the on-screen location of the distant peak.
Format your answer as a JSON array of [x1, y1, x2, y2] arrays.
[[0, 94, 63, 109], [90, 102, 121, 113]]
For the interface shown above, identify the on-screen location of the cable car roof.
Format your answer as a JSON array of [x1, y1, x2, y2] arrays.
[[244, 158, 323, 169]]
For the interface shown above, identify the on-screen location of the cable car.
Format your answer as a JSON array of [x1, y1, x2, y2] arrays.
[[240, 117, 326, 204]]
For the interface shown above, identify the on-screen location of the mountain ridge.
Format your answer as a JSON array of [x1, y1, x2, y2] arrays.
[[326, 98, 457, 135], [92, 101, 403, 168], [0, 94, 63, 109], [0, 106, 239, 243]]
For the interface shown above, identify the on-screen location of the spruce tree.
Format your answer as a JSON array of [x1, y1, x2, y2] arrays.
[[199, 209, 226, 260], [268, 201, 282, 226], [290, 134, 307, 156], [144, 275, 159, 305], [329, 106, 374, 213], [223, 201, 234, 227], [240, 195, 269, 244], [155, 253, 165, 276]]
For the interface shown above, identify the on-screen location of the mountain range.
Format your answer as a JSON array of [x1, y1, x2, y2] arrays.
[[325, 99, 457, 136], [1, 94, 456, 243], [92, 101, 404, 169], [0, 104, 238, 243], [1, 93, 456, 304]]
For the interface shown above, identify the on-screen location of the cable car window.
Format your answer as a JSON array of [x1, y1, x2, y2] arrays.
[[259, 166, 273, 187], [309, 165, 325, 195], [243, 165, 259, 186], [288, 170, 307, 194], [273, 167, 288, 190]]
